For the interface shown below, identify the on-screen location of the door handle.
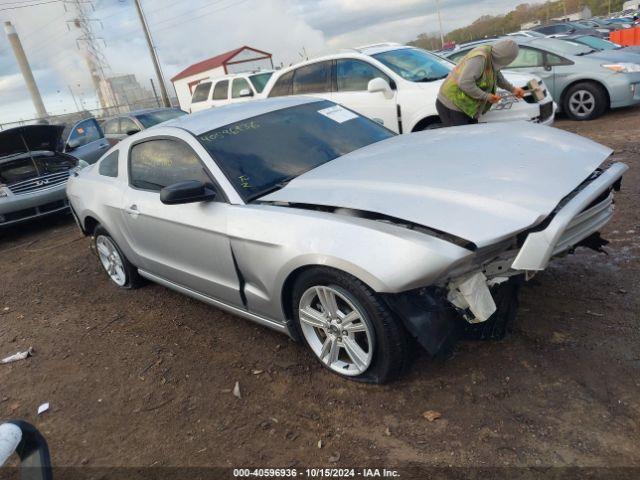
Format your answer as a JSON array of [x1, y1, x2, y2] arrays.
[[99, 143, 109, 149], [125, 204, 139, 217]]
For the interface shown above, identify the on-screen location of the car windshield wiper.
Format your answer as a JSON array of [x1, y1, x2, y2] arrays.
[[576, 49, 598, 56], [416, 74, 448, 82], [247, 175, 298, 202]]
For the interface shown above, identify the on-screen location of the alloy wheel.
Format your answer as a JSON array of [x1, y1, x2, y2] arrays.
[[298, 285, 374, 376], [568, 89, 596, 118], [96, 236, 127, 286]]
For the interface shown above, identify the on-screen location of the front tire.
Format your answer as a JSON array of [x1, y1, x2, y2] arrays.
[[93, 226, 141, 289], [290, 268, 409, 384], [562, 82, 607, 121]]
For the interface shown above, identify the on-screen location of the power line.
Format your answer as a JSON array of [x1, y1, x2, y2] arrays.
[[152, 0, 251, 33], [0, 0, 61, 11]]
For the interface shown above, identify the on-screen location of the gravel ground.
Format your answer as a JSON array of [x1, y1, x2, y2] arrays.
[[0, 108, 638, 476]]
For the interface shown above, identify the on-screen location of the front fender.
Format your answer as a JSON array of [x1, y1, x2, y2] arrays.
[[228, 205, 473, 320]]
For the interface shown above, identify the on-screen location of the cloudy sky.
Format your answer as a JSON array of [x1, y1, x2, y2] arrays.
[[0, 0, 526, 124]]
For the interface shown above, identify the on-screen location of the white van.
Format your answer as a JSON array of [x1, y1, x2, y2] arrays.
[[189, 71, 274, 113]]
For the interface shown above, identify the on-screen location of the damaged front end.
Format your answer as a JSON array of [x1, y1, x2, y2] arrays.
[[385, 161, 628, 355]]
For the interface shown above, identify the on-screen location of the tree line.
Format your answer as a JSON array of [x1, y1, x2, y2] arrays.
[[409, 0, 626, 50]]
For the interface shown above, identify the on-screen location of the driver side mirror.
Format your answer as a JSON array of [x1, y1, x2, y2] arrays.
[[367, 77, 394, 100], [160, 180, 216, 205], [239, 88, 253, 98]]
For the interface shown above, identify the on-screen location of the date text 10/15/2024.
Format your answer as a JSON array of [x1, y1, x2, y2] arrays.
[[233, 468, 400, 478]]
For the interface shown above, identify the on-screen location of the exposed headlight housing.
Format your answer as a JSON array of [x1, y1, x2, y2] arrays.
[[602, 63, 640, 73], [0, 185, 9, 198]]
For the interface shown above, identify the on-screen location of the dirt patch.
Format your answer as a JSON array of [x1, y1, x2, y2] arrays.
[[0, 108, 639, 470]]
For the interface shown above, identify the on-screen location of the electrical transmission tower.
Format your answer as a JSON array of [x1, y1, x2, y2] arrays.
[[65, 0, 114, 109]]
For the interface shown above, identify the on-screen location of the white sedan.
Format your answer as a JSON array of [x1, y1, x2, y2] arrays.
[[262, 43, 556, 132]]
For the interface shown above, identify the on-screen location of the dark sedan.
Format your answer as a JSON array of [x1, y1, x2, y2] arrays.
[[101, 108, 186, 145]]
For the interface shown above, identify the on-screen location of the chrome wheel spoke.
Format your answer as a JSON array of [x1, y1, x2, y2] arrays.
[[299, 307, 329, 330], [319, 336, 333, 361], [97, 243, 110, 258], [342, 337, 368, 371], [315, 287, 339, 318], [341, 311, 366, 333]]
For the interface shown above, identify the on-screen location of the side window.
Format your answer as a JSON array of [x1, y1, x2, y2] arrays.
[[119, 117, 139, 135], [232, 78, 252, 98], [191, 82, 212, 103], [98, 151, 119, 178], [268, 70, 294, 97], [336, 59, 390, 92], [129, 139, 211, 191], [509, 47, 544, 68], [68, 119, 102, 147], [102, 119, 119, 135], [546, 52, 569, 66], [292, 61, 332, 94], [212, 80, 229, 100], [448, 50, 469, 63]]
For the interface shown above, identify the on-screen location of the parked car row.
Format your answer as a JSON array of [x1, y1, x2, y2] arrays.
[[189, 44, 556, 132], [0, 108, 186, 228]]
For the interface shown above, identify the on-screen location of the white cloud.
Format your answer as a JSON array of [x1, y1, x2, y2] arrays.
[[0, 0, 528, 123]]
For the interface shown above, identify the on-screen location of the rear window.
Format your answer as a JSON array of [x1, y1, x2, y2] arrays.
[[135, 109, 186, 129], [268, 71, 294, 97], [98, 151, 118, 178], [196, 100, 394, 201]]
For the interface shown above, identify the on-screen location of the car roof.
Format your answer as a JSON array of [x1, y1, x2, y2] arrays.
[[102, 108, 182, 121], [272, 45, 419, 77], [162, 96, 323, 135], [202, 70, 274, 82]]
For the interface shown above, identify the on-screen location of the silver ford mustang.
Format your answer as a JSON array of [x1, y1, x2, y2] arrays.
[[66, 97, 627, 383]]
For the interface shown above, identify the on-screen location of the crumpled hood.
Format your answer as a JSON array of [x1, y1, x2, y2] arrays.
[[261, 122, 613, 247], [0, 125, 65, 159]]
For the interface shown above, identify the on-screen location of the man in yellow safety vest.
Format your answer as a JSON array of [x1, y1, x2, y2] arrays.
[[437, 39, 526, 127]]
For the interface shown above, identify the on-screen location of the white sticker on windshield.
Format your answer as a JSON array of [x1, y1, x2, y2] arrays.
[[318, 105, 358, 124]]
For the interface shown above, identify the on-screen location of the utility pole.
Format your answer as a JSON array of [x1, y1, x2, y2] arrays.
[[134, 0, 170, 107], [68, 85, 80, 111], [66, 0, 115, 109], [149, 78, 160, 107], [435, 0, 445, 48], [4, 21, 47, 119]]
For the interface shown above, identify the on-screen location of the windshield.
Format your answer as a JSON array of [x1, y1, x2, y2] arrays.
[[135, 109, 187, 129], [574, 35, 620, 50], [568, 22, 591, 30], [531, 37, 594, 56], [249, 72, 273, 93], [372, 48, 451, 82], [197, 101, 394, 201]]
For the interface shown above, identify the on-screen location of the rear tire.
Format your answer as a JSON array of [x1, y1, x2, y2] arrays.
[[93, 226, 141, 289], [562, 82, 608, 121], [290, 267, 410, 384]]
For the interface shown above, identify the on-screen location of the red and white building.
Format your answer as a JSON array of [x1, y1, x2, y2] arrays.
[[171, 46, 273, 110]]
